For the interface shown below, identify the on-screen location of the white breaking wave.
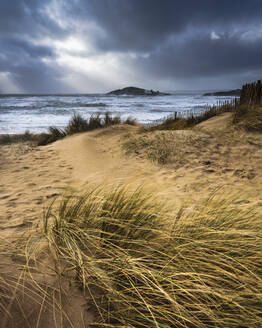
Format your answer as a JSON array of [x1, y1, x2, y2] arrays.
[[0, 93, 237, 134]]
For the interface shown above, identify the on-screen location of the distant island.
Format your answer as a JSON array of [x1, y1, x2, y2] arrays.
[[204, 89, 241, 96], [107, 86, 170, 96]]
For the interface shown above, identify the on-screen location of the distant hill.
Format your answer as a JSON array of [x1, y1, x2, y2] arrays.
[[107, 86, 170, 96], [204, 89, 241, 96]]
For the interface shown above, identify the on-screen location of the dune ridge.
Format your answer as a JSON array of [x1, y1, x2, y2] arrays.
[[0, 114, 262, 326]]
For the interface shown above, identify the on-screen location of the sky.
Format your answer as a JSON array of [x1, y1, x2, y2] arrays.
[[0, 0, 262, 93]]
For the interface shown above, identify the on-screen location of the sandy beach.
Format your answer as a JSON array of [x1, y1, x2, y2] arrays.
[[1, 112, 262, 326], [1, 112, 262, 240]]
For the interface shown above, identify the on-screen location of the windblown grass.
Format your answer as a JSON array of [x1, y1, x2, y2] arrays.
[[0, 130, 38, 145], [38, 113, 136, 146], [233, 105, 262, 132], [41, 185, 262, 327], [0, 231, 86, 328], [148, 101, 237, 132], [123, 131, 210, 165]]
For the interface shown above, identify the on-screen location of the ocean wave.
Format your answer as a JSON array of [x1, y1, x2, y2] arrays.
[[0, 102, 107, 110], [149, 109, 172, 113], [47, 101, 107, 108]]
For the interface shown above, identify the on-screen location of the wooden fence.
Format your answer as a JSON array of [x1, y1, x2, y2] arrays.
[[240, 80, 262, 105]]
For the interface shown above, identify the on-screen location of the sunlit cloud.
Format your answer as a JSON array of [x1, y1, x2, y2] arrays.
[[1, 0, 262, 93], [210, 31, 220, 40], [0, 72, 21, 93]]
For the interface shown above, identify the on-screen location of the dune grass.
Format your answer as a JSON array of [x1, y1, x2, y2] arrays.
[[39, 184, 262, 327], [147, 101, 237, 132], [122, 131, 210, 165], [0, 130, 39, 145], [233, 105, 262, 132], [38, 113, 136, 146], [0, 113, 136, 147]]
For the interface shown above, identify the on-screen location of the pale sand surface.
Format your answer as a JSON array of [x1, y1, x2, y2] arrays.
[[0, 114, 262, 326], [1, 114, 262, 237]]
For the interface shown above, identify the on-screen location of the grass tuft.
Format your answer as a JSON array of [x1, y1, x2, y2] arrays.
[[149, 101, 237, 132], [42, 185, 262, 327], [123, 131, 209, 165], [233, 105, 262, 132], [0, 130, 38, 145], [37, 112, 136, 146]]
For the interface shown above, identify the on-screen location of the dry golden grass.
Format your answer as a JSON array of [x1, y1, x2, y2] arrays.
[[122, 130, 209, 165], [233, 105, 262, 132], [28, 184, 262, 327], [1, 107, 262, 327]]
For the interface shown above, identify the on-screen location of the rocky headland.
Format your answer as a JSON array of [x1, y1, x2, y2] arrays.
[[108, 86, 170, 96], [204, 89, 241, 96]]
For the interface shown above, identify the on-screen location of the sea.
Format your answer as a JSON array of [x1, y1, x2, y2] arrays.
[[0, 92, 237, 134]]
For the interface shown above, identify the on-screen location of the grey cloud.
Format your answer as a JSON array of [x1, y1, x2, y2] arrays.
[[71, 0, 262, 52], [1, 0, 262, 92], [0, 37, 54, 60], [0, 0, 65, 36], [0, 0, 70, 92], [135, 35, 262, 79]]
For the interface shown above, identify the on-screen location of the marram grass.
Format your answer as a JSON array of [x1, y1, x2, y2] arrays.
[[41, 185, 262, 327]]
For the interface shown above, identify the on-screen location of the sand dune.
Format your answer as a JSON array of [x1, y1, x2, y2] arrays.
[[0, 115, 262, 326], [1, 116, 262, 240]]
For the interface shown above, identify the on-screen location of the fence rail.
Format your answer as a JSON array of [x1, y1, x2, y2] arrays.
[[240, 80, 262, 106], [171, 98, 239, 120]]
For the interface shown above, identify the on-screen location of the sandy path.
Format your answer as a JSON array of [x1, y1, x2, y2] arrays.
[[0, 143, 73, 237], [54, 121, 262, 209], [1, 117, 262, 241], [53, 125, 161, 188]]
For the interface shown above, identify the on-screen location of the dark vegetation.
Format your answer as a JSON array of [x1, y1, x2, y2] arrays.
[[233, 80, 262, 132], [38, 112, 136, 145], [107, 86, 169, 96], [204, 89, 241, 96], [0, 130, 39, 145]]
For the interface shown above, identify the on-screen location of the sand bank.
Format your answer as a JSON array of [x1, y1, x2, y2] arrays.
[[0, 114, 262, 326]]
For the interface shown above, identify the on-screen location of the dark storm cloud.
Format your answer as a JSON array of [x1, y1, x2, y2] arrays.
[[0, 37, 53, 61], [1, 0, 262, 92], [0, 38, 65, 93], [0, 0, 69, 92], [135, 34, 262, 79], [0, 0, 65, 36], [72, 0, 262, 52], [64, 0, 262, 89]]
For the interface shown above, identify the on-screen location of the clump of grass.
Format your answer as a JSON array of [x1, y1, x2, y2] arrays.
[[38, 112, 136, 146], [42, 184, 262, 327], [64, 113, 90, 135], [123, 131, 209, 165], [0, 130, 38, 145], [150, 101, 237, 131], [233, 105, 262, 132], [122, 116, 137, 126], [0, 229, 88, 327]]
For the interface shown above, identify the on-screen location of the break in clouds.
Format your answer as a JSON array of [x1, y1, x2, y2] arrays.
[[0, 0, 262, 93]]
